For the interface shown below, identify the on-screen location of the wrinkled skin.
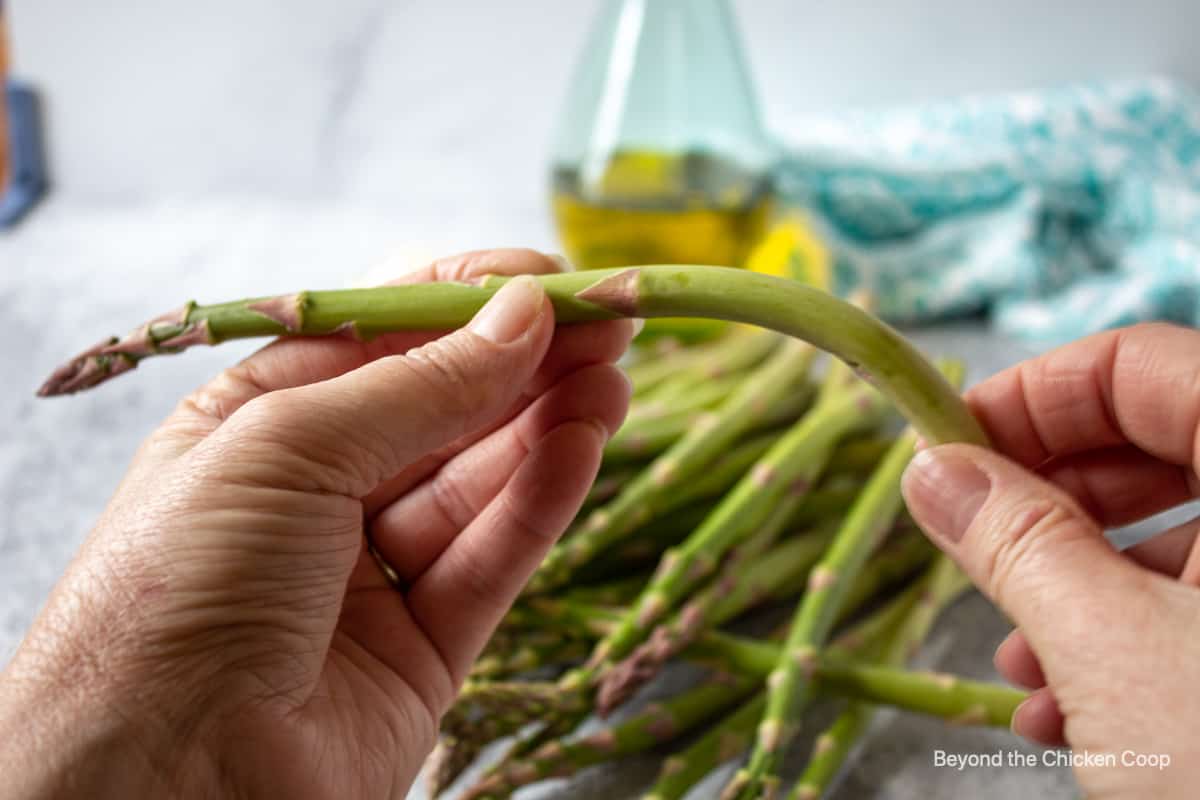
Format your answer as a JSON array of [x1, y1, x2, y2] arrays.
[[903, 323, 1200, 799], [0, 249, 634, 798]]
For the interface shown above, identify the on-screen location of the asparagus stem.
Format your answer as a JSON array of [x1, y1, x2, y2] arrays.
[[529, 341, 818, 594], [627, 371, 754, 424], [605, 380, 812, 466], [682, 635, 1023, 728], [824, 435, 895, 477], [785, 556, 971, 800], [576, 502, 715, 583], [814, 660, 1025, 727], [588, 369, 888, 678], [835, 529, 935, 624], [721, 428, 923, 800], [42, 266, 988, 448], [626, 330, 780, 398], [786, 703, 867, 800], [644, 692, 767, 800]]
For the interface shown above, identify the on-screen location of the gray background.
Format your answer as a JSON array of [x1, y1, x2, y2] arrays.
[[3, 1, 1195, 797]]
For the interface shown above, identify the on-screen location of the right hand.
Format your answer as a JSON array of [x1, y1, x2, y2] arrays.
[[901, 323, 1200, 798]]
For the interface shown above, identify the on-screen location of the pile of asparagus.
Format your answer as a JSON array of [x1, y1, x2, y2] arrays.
[[38, 265, 1023, 798], [431, 330, 1025, 800]]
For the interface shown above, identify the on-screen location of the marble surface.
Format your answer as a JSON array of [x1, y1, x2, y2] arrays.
[[11, 0, 1197, 795]]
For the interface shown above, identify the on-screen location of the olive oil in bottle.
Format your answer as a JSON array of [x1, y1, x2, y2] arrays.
[[551, 149, 775, 271], [549, 0, 777, 339]]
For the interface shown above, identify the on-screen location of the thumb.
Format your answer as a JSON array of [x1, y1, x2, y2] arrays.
[[901, 444, 1144, 664], [215, 275, 555, 496]]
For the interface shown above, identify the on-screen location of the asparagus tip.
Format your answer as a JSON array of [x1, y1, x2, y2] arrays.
[[575, 268, 641, 316], [37, 338, 133, 397]]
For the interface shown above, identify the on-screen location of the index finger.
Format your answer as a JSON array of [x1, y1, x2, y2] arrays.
[[967, 322, 1200, 471]]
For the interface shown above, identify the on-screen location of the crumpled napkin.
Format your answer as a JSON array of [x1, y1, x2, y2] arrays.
[[777, 78, 1200, 346]]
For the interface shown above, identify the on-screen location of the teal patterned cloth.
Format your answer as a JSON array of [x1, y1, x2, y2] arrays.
[[777, 78, 1200, 346]]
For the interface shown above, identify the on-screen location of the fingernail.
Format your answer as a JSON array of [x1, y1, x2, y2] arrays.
[[901, 448, 991, 544], [1011, 696, 1032, 737], [630, 318, 646, 337], [544, 253, 576, 272], [469, 275, 545, 343], [616, 365, 634, 399]]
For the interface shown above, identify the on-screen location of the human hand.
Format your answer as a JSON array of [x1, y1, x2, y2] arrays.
[[0, 249, 634, 798], [901, 323, 1200, 797]]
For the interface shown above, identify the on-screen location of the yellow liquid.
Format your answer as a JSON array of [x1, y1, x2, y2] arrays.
[[551, 150, 774, 339], [552, 150, 774, 269]]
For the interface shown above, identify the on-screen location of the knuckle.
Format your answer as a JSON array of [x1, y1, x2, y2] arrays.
[[982, 500, 1087, 608], [223, 390, 375, 493], [447, 545, 504, 607], [428, 471, 479, 532], [402, 335, 503, 422], [181, 363, 270, 421]]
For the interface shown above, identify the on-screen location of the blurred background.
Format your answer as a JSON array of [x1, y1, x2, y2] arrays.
[[5, 3, 1200, 798], [8, 0, 1200, 231]]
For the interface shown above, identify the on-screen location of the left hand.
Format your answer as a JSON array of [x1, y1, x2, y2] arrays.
[[0, 249, 634, 799]]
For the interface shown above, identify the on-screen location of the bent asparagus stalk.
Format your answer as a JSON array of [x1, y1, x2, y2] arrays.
[[40, 265, 987, 448]]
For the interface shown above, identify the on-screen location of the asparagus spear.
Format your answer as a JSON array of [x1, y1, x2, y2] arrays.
[[626, 330, 780, 398], [646, 692, 766, 800], [683, 634, 1023, 728], [529, 340, 818, 594], [605, 381, 812, 466], [721, 428, 923, 800], [41, 265, 988, 448], [824, 435, 895, 476], [786, 557, 970, 800], [626, 371, 752, 423]]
